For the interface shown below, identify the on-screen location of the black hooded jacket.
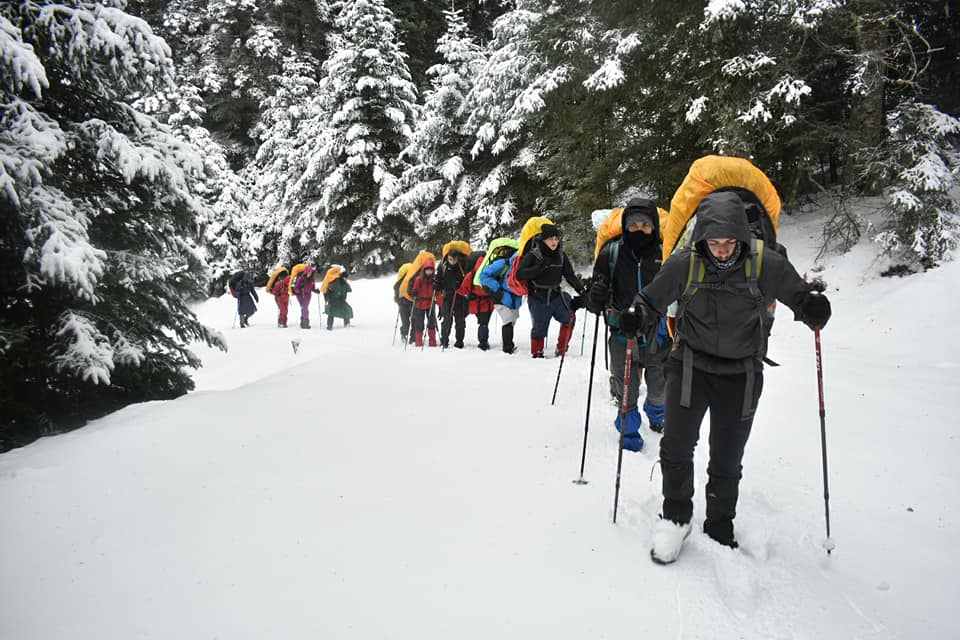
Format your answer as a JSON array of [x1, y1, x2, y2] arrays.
[[638, 191, 813, 374], [516, 237, 584, 303], [588, 200, 662, 328]]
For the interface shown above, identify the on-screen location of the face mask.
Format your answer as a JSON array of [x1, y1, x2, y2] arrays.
[[625, 229, 655, 252]]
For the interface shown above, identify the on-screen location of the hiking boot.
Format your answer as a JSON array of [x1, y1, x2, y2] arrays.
[[649, 422, 665, 434], [454, 340, 464, 349], [703, 519, 739, 549], [650, 517, 692, 565], [440, 338, 449, 349], [478, 342, 490, 351], [300, 318, 310, 329], [531, 337, 545, 358], [643, 401, 665, 434], [503, 344, 517, 354]]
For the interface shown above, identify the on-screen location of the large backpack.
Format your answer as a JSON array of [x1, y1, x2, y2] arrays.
[[662, 156, 783, 339], [506, 216, 554, 296], [472, 237, 520, 287], [320, 265, 343, 294], [399, 251, 437, 302], [265, 266, 289, 296]]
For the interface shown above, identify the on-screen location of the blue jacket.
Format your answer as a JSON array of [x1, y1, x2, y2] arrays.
[[479, 254, 523, 310]]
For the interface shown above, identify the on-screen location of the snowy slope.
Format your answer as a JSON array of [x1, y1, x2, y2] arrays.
[[2, 212, 958, 639]]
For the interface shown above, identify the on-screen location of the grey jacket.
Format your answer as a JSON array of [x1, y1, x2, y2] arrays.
[[639, 191, 811, 374]]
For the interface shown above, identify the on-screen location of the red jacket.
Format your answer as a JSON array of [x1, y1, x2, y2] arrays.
[[408, 274, 437, 310], [457, 263, 494, 314], [272, 275, 291, 301]]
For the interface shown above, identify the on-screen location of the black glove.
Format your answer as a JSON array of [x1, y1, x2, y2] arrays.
[[491, 288, 504, 303], [570, 295, 587, 311], [800, 292, 831, 330], [587, 281, 608, 315], [618, 305, 647, 335]]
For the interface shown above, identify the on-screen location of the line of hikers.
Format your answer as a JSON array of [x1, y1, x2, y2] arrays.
[[393, 155, 832, 565], [232, 263, 354, 330]]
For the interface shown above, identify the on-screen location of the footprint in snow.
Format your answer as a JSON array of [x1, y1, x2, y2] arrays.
[[712, 548, 762, 620]]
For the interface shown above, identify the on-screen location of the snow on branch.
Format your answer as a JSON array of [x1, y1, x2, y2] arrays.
[[53, 311, 114, 385], [0, 17, 48, 98], [22, 186, 105, 301]]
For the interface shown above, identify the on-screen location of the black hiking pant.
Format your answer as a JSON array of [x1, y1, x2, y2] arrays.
[[398, 299, 413, 341], [439, 293, 466, 345], [659, 358, 763, 525]]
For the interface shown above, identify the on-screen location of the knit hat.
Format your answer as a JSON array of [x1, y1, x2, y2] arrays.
[[540, 223, 560, 239], [622, 197, 657, 230]]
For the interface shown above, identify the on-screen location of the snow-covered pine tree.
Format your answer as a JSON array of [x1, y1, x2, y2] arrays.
[[459, 4, 571, 243], [282, 0, 419, 271], [0, 0, 225, 450], [869, 101, 960, 267], [386, 9, 487, 249], [245, 53, 322, 269]]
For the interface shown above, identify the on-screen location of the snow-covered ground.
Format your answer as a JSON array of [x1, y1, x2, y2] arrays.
[[2, 211, 958, 639]]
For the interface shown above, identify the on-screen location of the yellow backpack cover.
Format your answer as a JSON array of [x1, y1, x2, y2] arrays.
[[320, 266, 343, 294], [661, 155, 781, 262], [399, 251, 437, 302]]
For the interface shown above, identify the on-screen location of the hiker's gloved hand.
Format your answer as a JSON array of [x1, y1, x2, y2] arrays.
[[587, 281, 608, 314], [570, 295, 587, 311], [800, 292, 831, 330], [618, 305, 648, 335], [490, 288, 504, 303]]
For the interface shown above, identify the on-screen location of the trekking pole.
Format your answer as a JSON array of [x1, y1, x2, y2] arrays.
[[573, 312, 601, 485], [612, 336, 635, 524], [604, 325, 609, 370], [232, 311, 238, 329], [404, 297, 417, 352], [392, 308, 400, 346], [551, 310, 576, 405], [579, 309, 587, 355], [815, 327, 834, 554]]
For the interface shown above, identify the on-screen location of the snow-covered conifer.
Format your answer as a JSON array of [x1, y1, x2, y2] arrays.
[[0, 0, 225, 448], [280, 0, 419, 270]]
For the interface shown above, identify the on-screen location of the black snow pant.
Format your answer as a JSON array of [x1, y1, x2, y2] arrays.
[[398, 299, 413, 342], [439, 293, 466, 345], [659, 358, 763, 526], [412, 305, 437, 333]]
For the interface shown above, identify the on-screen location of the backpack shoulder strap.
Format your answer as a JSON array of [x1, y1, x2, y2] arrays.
[[608, 241, 619, 284]]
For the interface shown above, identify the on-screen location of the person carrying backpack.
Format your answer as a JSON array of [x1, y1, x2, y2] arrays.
[[515, 223, 587, 358], [407, 258, 439, 347], [228, 271, 259, 328], [478, 239, 522, 354], [586, 198, 669, 452], [322, 266, 353, 330], [289, 263, 318, 329], [436, 241, 470, 348], [266, 266, 291, 327], [456, 252, 494, 350], [394, 262, 414, 344], [620, 192, 832, 564]]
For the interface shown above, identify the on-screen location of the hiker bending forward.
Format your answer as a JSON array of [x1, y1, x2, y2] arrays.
[[622, 192, 832, 564]]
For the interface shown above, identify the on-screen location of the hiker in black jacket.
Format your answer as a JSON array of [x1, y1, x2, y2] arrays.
[[516, 223, 587, 358], [587, 198, 668, 452], [621, 191, 832, 564], [436, 250, 468, 348]]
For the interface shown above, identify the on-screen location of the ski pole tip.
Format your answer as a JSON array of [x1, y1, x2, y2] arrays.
[[822, 537, 836, 553]]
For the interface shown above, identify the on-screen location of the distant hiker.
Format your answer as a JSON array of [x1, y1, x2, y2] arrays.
[[623, 192, 832, 564], [289, 263, 319, 329], [456, 252, 494, 350], [478, 239, 522, 354], [587, 198, 669, 452], [515, 222, 587, 358], [322, 266, 353, 330], [228, 271, 258, 328], [266, 266, 291, 327], [394, 262, 414, 344], [407, 258, 439, 347], [436, 241, 471, 348]]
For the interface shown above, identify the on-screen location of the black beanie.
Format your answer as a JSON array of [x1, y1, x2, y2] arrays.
[[540, 223, 560, 239]]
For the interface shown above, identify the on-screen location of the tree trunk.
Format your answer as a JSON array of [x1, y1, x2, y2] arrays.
[[844, 4, 889, 194]]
